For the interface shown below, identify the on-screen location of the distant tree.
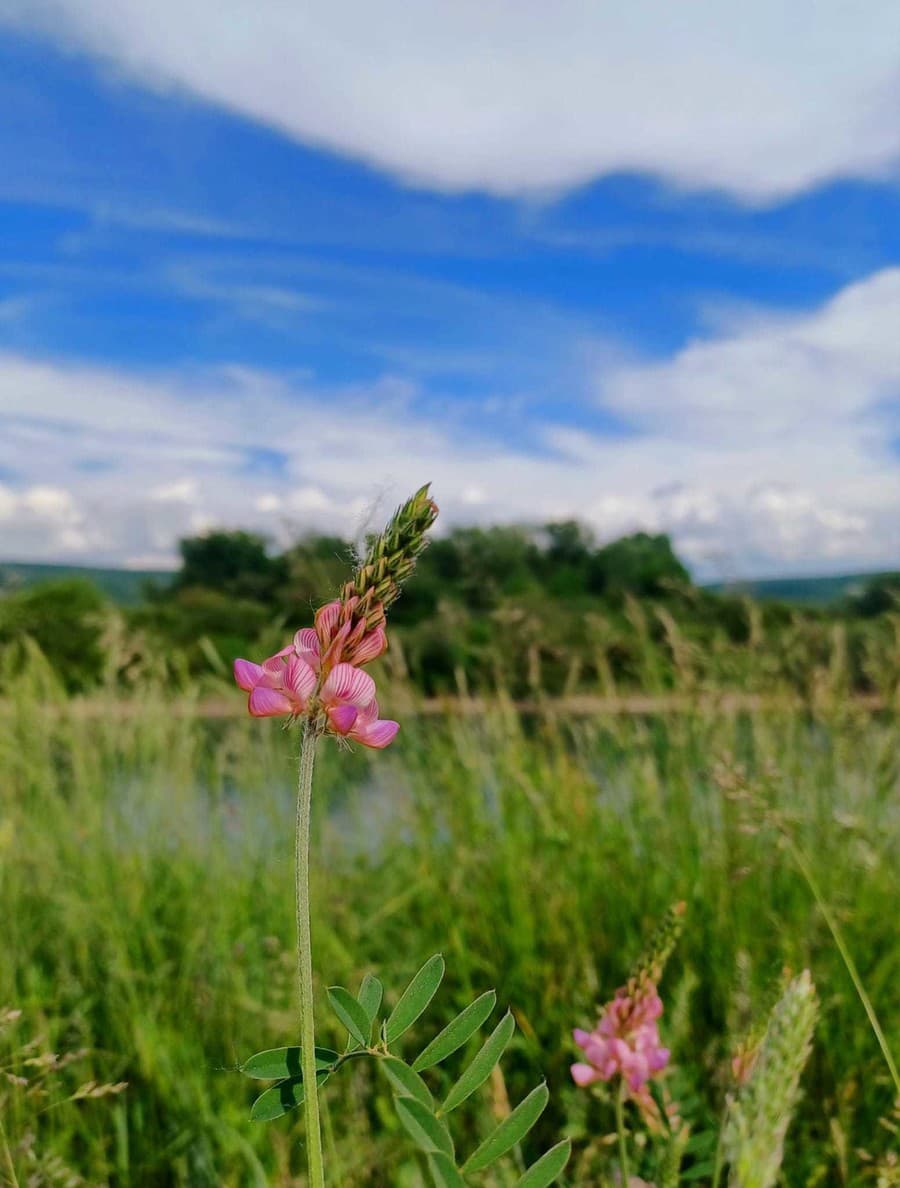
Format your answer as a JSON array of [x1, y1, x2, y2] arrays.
[[540, 520, 595, 598], [588, 532, 691, 599], [175, 530, 286, 601], [0, 578, 108, 691], [849, 573, 900, 618]]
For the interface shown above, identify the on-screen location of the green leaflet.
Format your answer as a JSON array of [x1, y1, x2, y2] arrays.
[[463, 1082, 549, 1173], [380, 1056, 434, 1108], [413, 990, 497, 1072], [515, 1140, 571, 1187], [441, 1011, 515, 1113], [427, 1152, 467, 1188], [249, 1070, 330, 1122], [394, 1094, 454, 1159], [385, 954, 445, 1045], [358, 974, 384, 1026], [240, 1047, 339, 1080], [327, 986, 372, 1048]]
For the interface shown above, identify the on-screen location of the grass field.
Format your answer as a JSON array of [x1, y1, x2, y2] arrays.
[[1, 657, 898, 1185]]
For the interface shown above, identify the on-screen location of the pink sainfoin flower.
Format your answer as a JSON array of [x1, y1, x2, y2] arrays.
[[233, 637, 397, 749], [571, 983, 670, 1096]]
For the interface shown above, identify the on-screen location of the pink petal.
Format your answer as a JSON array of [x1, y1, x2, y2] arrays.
[[293, 628, 321, 667], [571, 1063, 600, 1087], [353, 718, 399, 749], [233, 659, 264, 691], [262, 646, 292, 674], [315, 600, 342, 641], [573, 1028, 592, 1049], [351, 626, 387, 664], [328, 704, 359, 735], [248, 686, 293, 717], [321, 663, 376, 708], [283, 656, 316, 704]]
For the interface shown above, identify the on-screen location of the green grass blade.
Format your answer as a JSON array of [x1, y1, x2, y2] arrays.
[[428, 1152, 467, 1187], [463, 1082, 549, 1173], [515, 1140, 572, 1187], [240, 1047, 339, 1080], [413, 989, 497, 1072], [394, 1095, 454, 1158], [249, 1071, 330, 1122], [327, 986, 372, 1047], [441, 1010, 515, 1114], [385, 954, 445, 1045], [380, 1055, 434, 1108]]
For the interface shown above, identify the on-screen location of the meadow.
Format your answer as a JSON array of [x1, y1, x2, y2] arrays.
[[1, 639, 898, 1185]]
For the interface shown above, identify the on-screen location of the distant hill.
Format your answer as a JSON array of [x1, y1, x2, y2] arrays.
[[708, 571, 895, 606], [0, 561, 174, 604]]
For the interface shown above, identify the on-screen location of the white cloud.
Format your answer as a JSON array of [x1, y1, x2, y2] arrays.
[[0, 269, 899, 578], [2, 0, 900, 201]]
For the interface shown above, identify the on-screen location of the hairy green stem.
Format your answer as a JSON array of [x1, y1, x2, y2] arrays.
[[784, 834, 899, 1095], [296, 721, 325, 1188], [615, 1080, 630, 1186]]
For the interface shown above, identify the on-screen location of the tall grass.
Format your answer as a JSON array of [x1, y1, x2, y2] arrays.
[[1, 652, 898, 1184]]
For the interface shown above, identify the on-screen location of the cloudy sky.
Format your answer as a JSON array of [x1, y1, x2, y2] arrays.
[[1, 1, 899, 579]]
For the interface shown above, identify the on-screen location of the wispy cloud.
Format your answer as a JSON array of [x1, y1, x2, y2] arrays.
[[3, 0, 900, 201], [1, 268, 898, 576]]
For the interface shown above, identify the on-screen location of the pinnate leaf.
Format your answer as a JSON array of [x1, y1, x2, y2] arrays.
[[249, 1071, 330, 1122], [427, 1152, 467, 1187], [240, 1047, 338, 1080], [327, 986, 371, 1047], [380, 1056, 434, 1108], [394, 1094, 454, 1158], [464, 1082, 549, 1173], [441, 1011, 515, 1113], [516, 1140, 571, 1187], [385, 954, 445, 1045], [413, 990, 497, 1072]]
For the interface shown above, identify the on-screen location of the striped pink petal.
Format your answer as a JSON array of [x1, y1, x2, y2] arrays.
[[262, 645, 293, 674], [327, 704, 359, 735], [292, 628, 321, 668], [353, 717, 399, 749], [248, 685, 294, 717], [233, 659, 264, 691], [314, 599, 342, 643], [284, 656, 317, 704], [321, 663, 376, 708], [350, 626, 388, 664]]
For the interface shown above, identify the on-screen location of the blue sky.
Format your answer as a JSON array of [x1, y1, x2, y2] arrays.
[[1, 2, 900, 578]]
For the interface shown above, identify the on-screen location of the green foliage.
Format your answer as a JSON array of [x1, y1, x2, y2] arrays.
[[241, 956, 563, 1182], [0, 577, 108, 691], [413, 991, 497, 1072], [385, 954, 446, 1044], [723, 971, 819, 1188], [175, 529, 286, 601], [3, 669, 898, 1183]]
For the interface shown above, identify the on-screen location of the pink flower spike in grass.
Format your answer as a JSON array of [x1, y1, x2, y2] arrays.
[[233, 651, 317, 718], [572, 983, 670, 1095], [320, 662, 399, 748]]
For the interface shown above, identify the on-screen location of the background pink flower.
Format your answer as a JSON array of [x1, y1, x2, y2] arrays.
[[571, 984, 670, 1095]]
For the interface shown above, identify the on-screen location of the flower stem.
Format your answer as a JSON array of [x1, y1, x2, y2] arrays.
[[296, 720, 325, 1188], [614, 1080, 629, 1186]]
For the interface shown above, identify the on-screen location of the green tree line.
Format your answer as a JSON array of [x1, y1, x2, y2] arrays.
[[1, 523, 898, 696]]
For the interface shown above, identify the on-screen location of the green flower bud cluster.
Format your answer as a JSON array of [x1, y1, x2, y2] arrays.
[[723, 970, 818, 1188]]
